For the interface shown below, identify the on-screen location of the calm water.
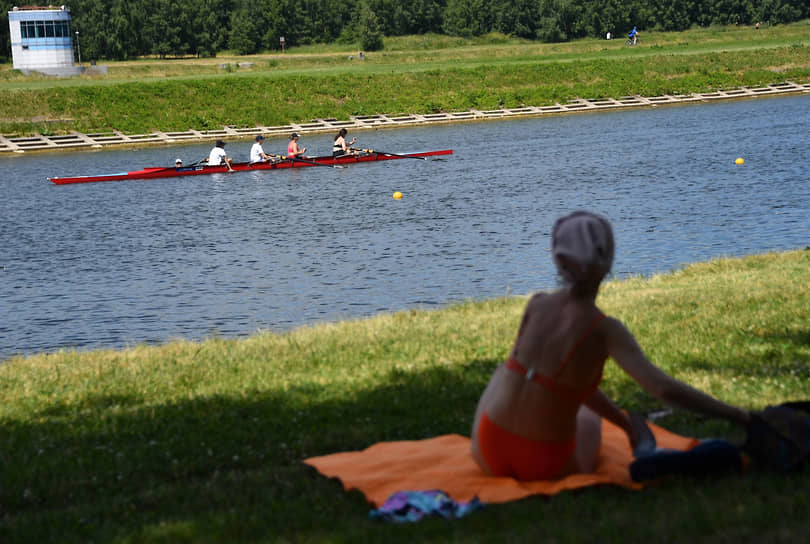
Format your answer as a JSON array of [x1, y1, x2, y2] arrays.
[[2, 95, 808, 360]]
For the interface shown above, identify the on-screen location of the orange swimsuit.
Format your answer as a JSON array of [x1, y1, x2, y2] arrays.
[[478, 313, 606, 480]]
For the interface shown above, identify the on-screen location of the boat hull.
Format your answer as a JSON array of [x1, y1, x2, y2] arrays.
[[49, 149, 453, 185]]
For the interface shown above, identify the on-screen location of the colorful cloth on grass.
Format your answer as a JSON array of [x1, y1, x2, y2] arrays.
[[369, 490, 484, 522]]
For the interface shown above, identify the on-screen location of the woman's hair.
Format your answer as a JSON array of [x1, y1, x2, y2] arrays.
[[552, 211, 614, 290], [335, 128, 348, 141]]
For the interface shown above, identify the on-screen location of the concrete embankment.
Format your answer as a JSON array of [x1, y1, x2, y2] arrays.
[[1, 81, 808, 154]]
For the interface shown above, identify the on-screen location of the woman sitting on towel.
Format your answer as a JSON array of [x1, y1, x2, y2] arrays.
[[471, 210, 750, 481]]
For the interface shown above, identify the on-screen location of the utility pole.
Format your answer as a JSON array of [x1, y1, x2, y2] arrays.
[[75, 31, 81, 65]]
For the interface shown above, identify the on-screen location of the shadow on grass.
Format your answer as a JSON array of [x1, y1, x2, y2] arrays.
[[0, 359, 497, 542], [2, 356, 804, 543]]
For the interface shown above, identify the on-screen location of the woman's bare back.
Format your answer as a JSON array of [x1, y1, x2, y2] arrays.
[[474, 291, 609, 441]]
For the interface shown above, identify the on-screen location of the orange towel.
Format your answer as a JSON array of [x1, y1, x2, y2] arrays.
[[304, 419, 698, 506]]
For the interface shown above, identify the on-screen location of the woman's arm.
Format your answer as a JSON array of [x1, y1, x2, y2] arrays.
[[584, 388, 637, 448], [605, 318, 750, 425]]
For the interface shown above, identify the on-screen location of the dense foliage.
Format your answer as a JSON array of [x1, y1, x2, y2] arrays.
[[1, 0, 808, 61]]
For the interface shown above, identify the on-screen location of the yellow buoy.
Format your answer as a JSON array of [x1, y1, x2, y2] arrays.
[[735, 157, 744, 165], [393, 191, 403, 200]]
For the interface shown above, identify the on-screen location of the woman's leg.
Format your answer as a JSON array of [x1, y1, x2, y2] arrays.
[[560, 405, 602, 475], [470, 434, 494, 476]]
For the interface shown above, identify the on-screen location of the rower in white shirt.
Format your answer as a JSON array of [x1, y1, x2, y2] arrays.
[[250, 135, 272, 163]]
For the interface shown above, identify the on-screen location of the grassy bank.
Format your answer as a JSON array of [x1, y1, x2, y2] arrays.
[[1, 23, 810, 136], [1, 249, 808, 542]]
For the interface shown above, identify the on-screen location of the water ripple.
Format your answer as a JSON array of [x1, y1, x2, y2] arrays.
[[2, 95, 809, 359]]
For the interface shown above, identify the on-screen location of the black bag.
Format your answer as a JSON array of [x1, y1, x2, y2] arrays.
[[742, 401, 810, 472]]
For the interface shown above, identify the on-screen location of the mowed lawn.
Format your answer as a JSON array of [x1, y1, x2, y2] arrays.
[[1, 249, 808, 542], [1, 22, 810, 136]]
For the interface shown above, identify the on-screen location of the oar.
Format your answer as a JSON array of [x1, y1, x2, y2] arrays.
[[272, 153, 343, 169], [351, 147, 426, 160]]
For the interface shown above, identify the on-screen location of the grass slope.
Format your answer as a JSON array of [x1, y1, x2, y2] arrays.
[[1, 249, 808, 542], [1, 23, 810, 136]]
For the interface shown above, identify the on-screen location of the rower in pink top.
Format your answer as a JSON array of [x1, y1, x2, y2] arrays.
[[471, 210, 751, 481], [287, 133, 306, 158]]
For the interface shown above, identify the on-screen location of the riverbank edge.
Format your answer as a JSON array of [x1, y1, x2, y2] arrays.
[[3, 248, 807, 365], [2, 81, 809, 155]]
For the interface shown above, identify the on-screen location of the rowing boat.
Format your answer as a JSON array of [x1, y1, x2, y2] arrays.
[[48, 149, 453, 185]]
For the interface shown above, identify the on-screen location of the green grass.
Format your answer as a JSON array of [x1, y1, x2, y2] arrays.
[[1, 22, 810, 136], [2, 249, 809, 542]]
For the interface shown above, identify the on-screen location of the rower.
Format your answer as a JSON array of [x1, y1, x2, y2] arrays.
[[332, 128, 357, 157], [250, 135, 272, 163], [208, 140, 234, 171], [287, 133, 306, 158]]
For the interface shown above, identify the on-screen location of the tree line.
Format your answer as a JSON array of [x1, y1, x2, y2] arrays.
[[2, 0, 808, 61]]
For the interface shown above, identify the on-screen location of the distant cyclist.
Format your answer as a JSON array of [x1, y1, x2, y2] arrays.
[[628, 26, 639, 45]]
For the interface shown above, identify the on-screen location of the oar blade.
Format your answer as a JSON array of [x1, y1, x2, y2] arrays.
[[354, 148, 427, 160]]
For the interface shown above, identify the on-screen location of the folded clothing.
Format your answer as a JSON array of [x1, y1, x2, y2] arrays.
[[369, 489, 484, 522]]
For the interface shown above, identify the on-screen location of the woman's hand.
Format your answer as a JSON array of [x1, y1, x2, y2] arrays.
[[629, 412, 657, 456]]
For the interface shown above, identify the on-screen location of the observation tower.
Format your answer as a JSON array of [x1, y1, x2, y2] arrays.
[[8, 5, 82, 76]]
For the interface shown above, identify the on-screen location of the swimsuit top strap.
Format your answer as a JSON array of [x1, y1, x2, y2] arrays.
[[505, 310, 607, 405], [505, 357, 600, 404], [552, 312, 606, 379]]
